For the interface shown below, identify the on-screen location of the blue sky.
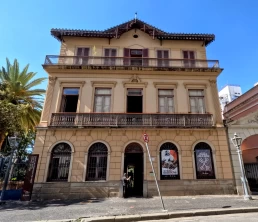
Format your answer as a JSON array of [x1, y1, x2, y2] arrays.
[[1, 0, 257, 93]]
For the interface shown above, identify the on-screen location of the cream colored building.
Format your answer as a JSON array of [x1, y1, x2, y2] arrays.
[[32, 19, 234, 200]]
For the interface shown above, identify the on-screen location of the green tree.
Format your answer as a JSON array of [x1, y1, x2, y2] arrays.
[[0, 58, 46, 147]]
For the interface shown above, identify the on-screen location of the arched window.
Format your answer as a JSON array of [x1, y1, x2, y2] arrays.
[[194, 142, 215, 179], [160, 142, 180, 180], [86, 142, 108, 181], [47, 143, 72, 182]]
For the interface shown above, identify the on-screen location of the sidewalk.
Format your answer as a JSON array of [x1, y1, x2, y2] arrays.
[[0, 195, 258, 222]]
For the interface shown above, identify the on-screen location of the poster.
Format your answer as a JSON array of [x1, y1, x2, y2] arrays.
[[161, 149, 178, 176], [195, 149, 215, 178]]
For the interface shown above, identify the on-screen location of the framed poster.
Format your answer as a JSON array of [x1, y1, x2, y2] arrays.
[[160, 143, 180, 180], [194, 147, 215, 179]]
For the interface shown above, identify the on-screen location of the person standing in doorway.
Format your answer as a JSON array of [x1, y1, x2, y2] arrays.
[[122, 173, 131, 198]]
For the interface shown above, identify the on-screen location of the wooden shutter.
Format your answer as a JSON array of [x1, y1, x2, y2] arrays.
[[83, 48, 89, 56], [143, 48, 149, 66], [123, 48, 130, 66], [189, 51, 195, 59], [164, 50, 169, 58], [157, 50, 162, 58], [111, 49, 116, 57], [104, 49, 110, 57], [183, 51, 189, 59]]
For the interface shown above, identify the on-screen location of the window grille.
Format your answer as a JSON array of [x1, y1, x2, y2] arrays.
[[86, 143, 108, 181], [47, 143, 71, 182]]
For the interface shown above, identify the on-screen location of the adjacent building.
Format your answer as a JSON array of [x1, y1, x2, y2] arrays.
[[219, 84, 242, 114], [32, 19, 234, 200], [224, 84, 258, 194]]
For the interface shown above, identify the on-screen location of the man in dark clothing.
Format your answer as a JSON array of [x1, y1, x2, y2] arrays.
[[122, 173, 131, 198]]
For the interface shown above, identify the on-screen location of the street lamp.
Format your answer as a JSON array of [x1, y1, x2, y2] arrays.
[[0, 135, 21, 204], [231, 133, 252, 200]]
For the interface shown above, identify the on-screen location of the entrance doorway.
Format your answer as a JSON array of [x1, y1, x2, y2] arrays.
[[127, 89, 143, 113], [242, 134, 258, 192], [124, 143, 144, 197]]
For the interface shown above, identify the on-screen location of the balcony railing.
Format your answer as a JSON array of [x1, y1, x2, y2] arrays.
[[44, 55, 220, 69], [49, 113, 214, 128]]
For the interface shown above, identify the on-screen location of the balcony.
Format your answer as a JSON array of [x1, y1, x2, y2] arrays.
[[43, 55, 220, 71], [49, 113, 214, 128]]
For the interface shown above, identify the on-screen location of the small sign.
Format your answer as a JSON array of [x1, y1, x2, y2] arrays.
[[151, 157, 155, 161], [143, 133, 149, 143]]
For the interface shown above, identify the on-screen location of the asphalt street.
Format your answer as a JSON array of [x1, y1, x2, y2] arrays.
[[0, 195, 258, 222]]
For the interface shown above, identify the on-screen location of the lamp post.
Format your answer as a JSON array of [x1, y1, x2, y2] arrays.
[[231, 133, 252, 200], [0, 135, 20, 204]]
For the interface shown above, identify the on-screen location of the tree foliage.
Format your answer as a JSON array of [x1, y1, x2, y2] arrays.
[[0, 58, 46, 149]]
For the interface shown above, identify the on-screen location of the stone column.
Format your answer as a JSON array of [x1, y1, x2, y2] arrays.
[[40, 77, 57, 127], [209, 80, 223, 125]]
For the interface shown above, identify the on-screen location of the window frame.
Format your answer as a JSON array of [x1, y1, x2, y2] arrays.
[[188, 89, 206, 114], [182, 50, 196, 68], [86, 142, 108, 181], [156, 49, 170, 67], [103, 48, 117, 66], [56, 82, 84, 114], [47, 143, 72, 182], [158, 89, 174, 113], [59, 87, 80, 112], [93, 88, 112, 113], [194, 142, 216, 179], [75, 47, 90, 65]]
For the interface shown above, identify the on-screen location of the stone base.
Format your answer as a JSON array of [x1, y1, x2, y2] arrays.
[[32, 179, 235, 200], [32, 181, 120, 200], [147, 179, 235, 197]]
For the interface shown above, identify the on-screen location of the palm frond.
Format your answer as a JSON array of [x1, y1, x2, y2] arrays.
[[25, 78, 47, 90]]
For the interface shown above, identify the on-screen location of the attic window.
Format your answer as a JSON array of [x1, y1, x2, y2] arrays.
[[133, 34, 139, 38]]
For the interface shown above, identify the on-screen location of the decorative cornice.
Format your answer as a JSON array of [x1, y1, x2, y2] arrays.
[[123, 81, 148, 87], [49, 77, 57, 85], [209, 79, 217, 86], [183, 82, 208, 89], [91, 81, 117, 87], [59, 81, 86, 87], [153, 82, 178, 88]]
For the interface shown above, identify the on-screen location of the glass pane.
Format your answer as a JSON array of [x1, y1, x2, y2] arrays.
[[158, 89, 173, 96], [95, 96, 102, 105], [168, 98, 174, 112], [198, 98, 205, 113], [95, 88, 111, 95], [103, 96, 111, 112], [189, 90, 204, 96], [63, 88, 79, 95], [94, 96, 102, 112], [159, 97, 165, 106], [159, 106, 165, 113]]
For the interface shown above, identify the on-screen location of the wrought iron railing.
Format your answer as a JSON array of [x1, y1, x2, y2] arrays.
[[44, 55, 220, 69], [245, 163, 258, 192], [49, 113, 214, 128]]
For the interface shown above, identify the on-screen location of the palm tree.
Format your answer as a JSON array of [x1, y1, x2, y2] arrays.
[[0, 58, 46, 148]]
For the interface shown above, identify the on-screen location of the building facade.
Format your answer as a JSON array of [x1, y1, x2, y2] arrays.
[[32, 19, 234, 200], [224, 84, 258, 194], [219, 84, 242, 114]]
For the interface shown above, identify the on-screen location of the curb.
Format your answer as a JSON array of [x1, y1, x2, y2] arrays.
[[36, 207, 258, 222], [79, 207, 258, 222]]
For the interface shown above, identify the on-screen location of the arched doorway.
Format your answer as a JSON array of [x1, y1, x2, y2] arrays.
[[242, 134, 258, 192], [124, 143, 144, 197]]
